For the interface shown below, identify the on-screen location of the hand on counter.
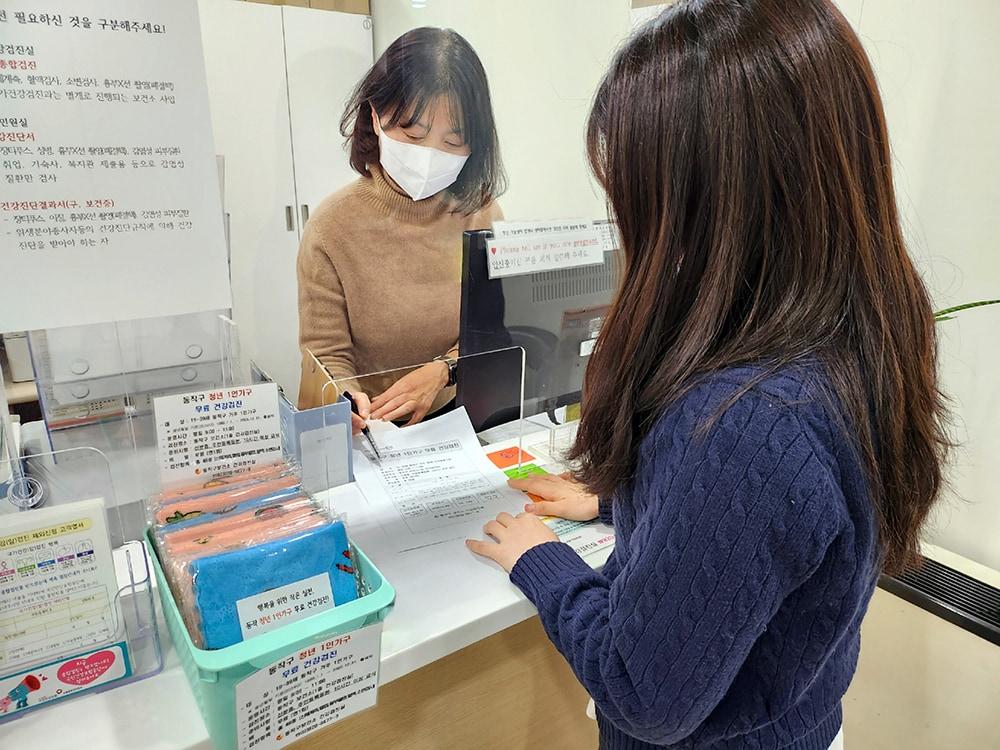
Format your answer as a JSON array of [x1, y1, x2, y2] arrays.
[[466, 512, 559, 572], [369, 362, 449, 426], [345, 390, 372, 436], [510, 473, 599, 521]]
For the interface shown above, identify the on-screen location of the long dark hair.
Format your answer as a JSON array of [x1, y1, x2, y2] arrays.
[[571, 0, 949, 574], [341, 27, 506, 214]]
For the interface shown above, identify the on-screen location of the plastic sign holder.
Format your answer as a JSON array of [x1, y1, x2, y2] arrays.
[[0, 359, 163, 724]]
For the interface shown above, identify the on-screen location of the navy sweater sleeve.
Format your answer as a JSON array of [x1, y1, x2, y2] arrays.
[[510, 385, 844, 746]]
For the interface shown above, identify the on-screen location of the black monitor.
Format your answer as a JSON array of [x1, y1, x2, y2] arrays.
[[457, 227, 621, 432]]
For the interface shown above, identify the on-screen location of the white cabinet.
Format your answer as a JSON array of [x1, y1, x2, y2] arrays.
[[198, 0, 373, 404], [284, 8, 374, 226]]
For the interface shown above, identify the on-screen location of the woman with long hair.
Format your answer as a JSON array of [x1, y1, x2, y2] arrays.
[[468, 1, 948, 748]]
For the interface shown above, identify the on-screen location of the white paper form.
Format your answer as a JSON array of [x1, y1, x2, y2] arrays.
[[352, 409, 528, 552]]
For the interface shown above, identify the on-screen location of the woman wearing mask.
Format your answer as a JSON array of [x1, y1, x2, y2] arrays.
[[297, 27, 504, 429], [468, 2, 948, 749]]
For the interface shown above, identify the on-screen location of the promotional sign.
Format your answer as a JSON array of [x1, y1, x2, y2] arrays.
[[234, 623, 382, 750], [0, 1, 231, 332], [0, 498, 119, 673], [0, 642, 130, 717], [0, 496, 129, 716], [152, 383, 282, 487], [488, 219, 605, 279]]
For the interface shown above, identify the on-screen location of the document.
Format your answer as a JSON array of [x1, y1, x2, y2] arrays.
[[352, 409, 528, 552], [0, 498, 119, 673]]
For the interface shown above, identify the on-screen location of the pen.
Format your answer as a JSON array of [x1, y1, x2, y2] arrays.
[[343, 391, 382, 462]]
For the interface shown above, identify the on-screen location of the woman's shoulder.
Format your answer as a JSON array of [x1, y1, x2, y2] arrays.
[[461, 199, 503, 229], [298, 175, 377, 263], [637, 362, 858, 541]]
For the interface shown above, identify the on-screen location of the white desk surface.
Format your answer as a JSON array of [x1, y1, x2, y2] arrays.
[[3, 429, 613, 750]]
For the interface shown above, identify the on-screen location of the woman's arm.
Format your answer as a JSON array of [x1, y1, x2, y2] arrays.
[[507, 398, 842, 745], [297, 230, 357, 384]]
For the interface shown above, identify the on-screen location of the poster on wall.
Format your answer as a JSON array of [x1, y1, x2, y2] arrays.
[[0, 1, 231, 332]]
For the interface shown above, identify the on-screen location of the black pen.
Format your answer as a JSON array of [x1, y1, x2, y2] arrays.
[[343, 391, 382, 462]]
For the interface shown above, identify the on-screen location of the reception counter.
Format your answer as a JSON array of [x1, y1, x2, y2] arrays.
[[5, 431, 997, 750]]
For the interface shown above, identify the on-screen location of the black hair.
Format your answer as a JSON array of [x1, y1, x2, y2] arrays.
[[341, 27, 506, 215]]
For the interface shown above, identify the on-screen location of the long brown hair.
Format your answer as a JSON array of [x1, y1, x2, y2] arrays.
[[572, 0, 949, 574]]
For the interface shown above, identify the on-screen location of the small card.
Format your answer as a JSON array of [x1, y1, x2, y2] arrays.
[[236, 573, 335, 640]]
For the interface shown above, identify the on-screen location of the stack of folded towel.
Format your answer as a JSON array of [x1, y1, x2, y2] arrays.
[[150, 462, 358, 649]]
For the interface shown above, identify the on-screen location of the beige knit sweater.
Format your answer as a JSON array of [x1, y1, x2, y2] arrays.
[[296, 164, 501, 409]]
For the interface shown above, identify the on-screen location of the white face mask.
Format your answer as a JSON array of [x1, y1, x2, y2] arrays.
[[376, 117, 470, 201]]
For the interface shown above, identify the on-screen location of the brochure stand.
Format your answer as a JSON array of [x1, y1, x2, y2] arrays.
[[0, 359, 163, 723]]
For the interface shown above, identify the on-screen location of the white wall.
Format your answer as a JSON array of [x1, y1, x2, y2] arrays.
[[370, 0, 633, 222], [834, 1, 1000, 570]]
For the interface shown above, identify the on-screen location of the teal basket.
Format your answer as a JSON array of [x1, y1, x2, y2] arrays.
[[145, 531, 395, 750]]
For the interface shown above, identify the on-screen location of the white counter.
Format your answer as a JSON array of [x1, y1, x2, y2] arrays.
[[2, 431, 613, 750]]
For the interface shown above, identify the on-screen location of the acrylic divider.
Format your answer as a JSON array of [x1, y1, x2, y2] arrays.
[[314, 346, 529, 470], [25, 310, 234, 517], [0, 357, 163, 724]]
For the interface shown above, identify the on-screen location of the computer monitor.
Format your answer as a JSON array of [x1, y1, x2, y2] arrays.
[[457, 227, 622, 432]]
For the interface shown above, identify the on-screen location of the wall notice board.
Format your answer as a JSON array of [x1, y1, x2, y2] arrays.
[[0, 0, 231, 332]]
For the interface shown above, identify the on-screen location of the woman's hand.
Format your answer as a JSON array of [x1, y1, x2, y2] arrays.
[[509, 473, 599, 521], [466, 512, 559, 572], [346, 390, 372, 436], [370, 362, 449, 425]]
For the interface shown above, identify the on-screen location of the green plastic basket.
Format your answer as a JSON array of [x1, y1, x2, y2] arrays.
[[145, 531, 395, 750]]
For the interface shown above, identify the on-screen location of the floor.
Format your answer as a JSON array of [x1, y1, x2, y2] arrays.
[[842, 587, 1000, 749]]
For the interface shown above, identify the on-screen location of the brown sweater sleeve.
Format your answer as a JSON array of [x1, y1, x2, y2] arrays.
[[297, 223, 356, 384]]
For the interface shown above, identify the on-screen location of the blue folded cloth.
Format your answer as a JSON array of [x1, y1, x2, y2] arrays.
[[188, 518, 358, 649]]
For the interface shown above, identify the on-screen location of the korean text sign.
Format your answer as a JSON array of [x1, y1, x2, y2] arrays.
[[152, 383, 282, 487], [0, 1, 231, 331]]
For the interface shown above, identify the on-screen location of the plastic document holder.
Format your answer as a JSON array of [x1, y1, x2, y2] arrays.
[[0, 363, 164, 724], [252, 356, 355, 495]]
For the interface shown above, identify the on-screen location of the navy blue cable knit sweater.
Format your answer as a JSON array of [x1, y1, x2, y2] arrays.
[[510, 366, 879, 749]]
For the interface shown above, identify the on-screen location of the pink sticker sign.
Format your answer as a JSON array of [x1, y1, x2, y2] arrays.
[[57, 650, 118, 685], [0, 643, 130, 717]]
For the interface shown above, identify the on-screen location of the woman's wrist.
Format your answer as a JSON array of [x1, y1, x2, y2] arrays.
[[433, 360, 450, 388]]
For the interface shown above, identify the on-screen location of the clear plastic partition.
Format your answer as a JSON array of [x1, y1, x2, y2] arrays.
[[307, 348, 528, 488], [318, 347, 527, 459], [24, 311, 242, 515], [0, 359, 162, 721]]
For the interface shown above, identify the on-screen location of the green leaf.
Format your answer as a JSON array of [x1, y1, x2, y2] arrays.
[[933, 299, 1000, 319]]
